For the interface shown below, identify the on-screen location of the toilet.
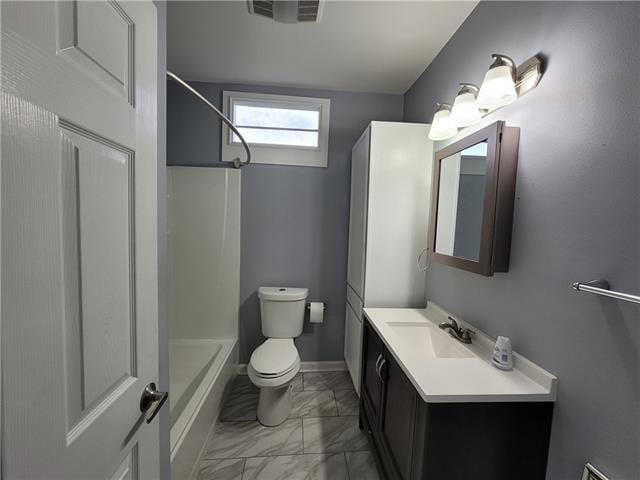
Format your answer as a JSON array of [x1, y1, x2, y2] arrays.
[[247, 286, 308, 426]]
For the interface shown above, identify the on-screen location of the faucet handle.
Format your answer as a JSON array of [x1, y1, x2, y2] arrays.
[[460, 328, 475, 344], [446, 316, 459, 330]]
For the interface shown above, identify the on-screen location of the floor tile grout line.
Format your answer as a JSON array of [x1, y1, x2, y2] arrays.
[[204, 445, 372, 462], [344, 452, 351, 480], [218, 413, 361, 425], [301, 415, 305, 454]]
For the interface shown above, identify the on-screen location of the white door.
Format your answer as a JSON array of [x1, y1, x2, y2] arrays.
[[2, 2, 161, 479], [346, 127, 370, 301]]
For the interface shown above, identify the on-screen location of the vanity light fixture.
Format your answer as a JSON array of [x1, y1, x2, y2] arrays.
[[428, 53, 543, 141], [476, 54, 518, 109], [428, 103, 458, 141], [450, 83, 482, 127]]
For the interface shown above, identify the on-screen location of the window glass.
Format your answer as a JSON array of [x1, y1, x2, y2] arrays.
[[234, 104, 320, 130], [233, 128, 318, 147]]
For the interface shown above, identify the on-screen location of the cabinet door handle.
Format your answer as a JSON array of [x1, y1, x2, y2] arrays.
[[374, 354, 383, 376], [376, 357, 387, 381]]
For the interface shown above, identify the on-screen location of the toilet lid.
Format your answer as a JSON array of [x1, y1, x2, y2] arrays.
[[250, 339, 298, 376]]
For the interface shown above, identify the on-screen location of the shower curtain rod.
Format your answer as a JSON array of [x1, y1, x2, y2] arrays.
[[166, 71, 251, 169]]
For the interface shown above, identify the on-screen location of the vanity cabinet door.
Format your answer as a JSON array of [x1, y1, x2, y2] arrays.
[[380, 352, 418, 480], [362, 319, 385, 424]]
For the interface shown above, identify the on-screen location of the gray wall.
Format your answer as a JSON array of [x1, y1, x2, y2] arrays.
[[168, 82, 403, 362], [404, 2, 639, 479]]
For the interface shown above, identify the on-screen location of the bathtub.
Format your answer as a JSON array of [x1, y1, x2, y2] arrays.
[[170, 339, 237, 480]]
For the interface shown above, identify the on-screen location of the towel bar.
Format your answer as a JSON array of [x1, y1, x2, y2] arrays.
[[572, 279, 640, 305]]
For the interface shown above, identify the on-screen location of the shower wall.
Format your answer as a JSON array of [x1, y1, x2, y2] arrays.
[[167, 166, 241, 340]]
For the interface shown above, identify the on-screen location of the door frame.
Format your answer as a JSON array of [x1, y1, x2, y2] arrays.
[[154, 1, 169, 479]]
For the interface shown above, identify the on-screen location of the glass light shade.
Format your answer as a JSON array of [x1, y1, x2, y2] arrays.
[[476, 65, 518, 109], [429, 108, 458, 141], [451, 92, 482, 127]]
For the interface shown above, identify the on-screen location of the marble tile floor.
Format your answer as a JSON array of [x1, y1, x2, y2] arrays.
[[196, 371, 380, 480]]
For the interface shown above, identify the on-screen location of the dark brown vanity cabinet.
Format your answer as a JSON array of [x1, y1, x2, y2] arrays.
[[362, 319, 385, 420], [360, 317, 555, 480]]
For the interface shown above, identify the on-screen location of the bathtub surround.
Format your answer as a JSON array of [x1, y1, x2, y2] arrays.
[[168, 81, 404, 363], [404, 2, 640, 479], [167, 167, 241, 340], [166, 166, 241, 478]]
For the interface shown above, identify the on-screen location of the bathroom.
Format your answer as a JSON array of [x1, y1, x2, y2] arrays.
[[2, 1, 639, 480]]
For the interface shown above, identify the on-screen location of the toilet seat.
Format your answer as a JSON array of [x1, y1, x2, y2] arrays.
[[248, 338, 300, 389], [250, 338, 298, 376]]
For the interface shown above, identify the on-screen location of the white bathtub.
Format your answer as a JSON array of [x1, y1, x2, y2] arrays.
[[170, 339, 237, 480]]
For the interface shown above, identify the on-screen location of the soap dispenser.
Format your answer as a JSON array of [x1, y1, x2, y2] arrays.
[[492, 336, 513, 370]]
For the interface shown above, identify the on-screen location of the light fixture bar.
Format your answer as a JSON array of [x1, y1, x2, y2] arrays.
[[515, 55, 544, 96]]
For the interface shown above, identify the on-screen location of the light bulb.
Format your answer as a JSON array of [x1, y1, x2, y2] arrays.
[[451, 84, 482, 127], [428, 103, 458, 141], [476, 54, 518, 109]]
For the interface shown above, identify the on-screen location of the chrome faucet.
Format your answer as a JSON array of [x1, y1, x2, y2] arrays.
[[439, 316, 475, 344]]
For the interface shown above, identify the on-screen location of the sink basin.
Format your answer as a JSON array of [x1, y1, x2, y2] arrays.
[[387, 322, 474, 359]]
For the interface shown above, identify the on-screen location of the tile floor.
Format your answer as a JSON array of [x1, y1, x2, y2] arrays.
[[195, 371, 380, 480]]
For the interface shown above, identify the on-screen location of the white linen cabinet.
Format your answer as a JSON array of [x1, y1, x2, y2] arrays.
[[344, 122, 433, 393]]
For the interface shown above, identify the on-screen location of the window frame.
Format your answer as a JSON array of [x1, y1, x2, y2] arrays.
[[222, 91, 331, 168]]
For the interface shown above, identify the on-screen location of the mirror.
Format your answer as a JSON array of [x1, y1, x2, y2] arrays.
[[435, 141, 488, 261], [429, 121, 519, 276]]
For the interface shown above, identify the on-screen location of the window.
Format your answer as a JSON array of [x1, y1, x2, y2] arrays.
[[222, 91, 331, 168]]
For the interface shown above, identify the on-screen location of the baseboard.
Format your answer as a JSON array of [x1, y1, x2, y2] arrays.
[[300, 361, 348, 372], [236, 360, 347, 374]]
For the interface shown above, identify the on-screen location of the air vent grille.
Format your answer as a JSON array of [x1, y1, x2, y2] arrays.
[[252, 0, 273, 19], [248, 0, 323, 24], [297, 0, 320, 22]]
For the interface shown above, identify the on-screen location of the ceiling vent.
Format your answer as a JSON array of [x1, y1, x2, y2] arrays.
[[248, 1, 324, 24]]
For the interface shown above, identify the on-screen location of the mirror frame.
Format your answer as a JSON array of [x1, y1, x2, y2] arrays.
[[428, 121, 519, 276]]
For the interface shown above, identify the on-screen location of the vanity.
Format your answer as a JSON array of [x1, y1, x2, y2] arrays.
[[359, 304, 557, 480]]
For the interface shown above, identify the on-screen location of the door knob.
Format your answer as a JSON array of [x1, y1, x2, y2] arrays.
[[140, 382, 168, 424]]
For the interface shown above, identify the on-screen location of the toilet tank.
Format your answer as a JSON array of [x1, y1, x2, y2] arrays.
[[258, 287, 308, 338]]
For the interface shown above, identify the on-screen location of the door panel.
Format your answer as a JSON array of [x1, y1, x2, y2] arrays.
[[57, 1, 135, 103], [2, 1, 159, 478], [362, 320, 384, 423], [381, 354, 417, 480], [61, 122, 136, 418], [346, 128, 370, 300]]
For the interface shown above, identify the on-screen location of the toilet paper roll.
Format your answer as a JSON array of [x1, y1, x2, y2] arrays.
[[309, 302, 324, 324]]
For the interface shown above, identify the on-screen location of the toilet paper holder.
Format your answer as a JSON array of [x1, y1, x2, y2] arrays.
[[306, 303, 326, 310]]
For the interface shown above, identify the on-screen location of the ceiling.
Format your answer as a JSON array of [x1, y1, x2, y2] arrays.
[[168, 1, 477, 95]]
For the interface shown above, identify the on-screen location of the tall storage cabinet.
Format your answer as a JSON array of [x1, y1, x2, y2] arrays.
[[344, 122, 433, 393]]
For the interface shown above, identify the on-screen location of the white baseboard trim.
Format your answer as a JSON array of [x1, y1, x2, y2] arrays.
[[236, 360, 347, 374]]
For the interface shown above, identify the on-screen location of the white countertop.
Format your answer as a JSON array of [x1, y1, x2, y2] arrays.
[[363, 303, 557, 403]]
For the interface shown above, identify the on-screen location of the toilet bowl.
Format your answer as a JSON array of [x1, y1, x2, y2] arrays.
[[248, 339, 301, 426], [248, 286, 308, 426]]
